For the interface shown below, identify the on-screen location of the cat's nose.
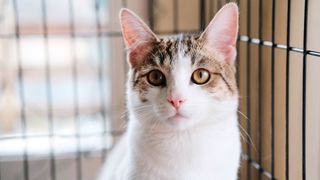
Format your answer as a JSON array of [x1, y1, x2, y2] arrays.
[[167, 97, 185, 109]]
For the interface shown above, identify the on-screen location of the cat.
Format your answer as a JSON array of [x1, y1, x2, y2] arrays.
[[98, 3, 240, 180]]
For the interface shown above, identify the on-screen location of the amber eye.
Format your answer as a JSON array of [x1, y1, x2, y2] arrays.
[[191, 68, 210, 85], [147, 70, 166, 86]]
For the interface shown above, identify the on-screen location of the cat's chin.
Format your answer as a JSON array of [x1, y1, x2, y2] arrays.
[[164, 115, 192, 130]]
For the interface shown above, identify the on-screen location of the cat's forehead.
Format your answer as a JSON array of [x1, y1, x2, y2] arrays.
[[159, 33, 199, 48], [134, 33, 221, 76], [156, 33, 200, 63], [133, 33, 202, 74]]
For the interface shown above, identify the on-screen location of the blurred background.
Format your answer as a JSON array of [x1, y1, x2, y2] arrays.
[[0, 0, 319, 180]]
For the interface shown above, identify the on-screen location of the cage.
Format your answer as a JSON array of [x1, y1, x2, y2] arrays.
[[0, 0, 319, 180]]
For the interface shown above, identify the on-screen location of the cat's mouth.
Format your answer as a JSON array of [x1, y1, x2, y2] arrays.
[[168, 112, 189, 121], [164, 111, 192, 129]]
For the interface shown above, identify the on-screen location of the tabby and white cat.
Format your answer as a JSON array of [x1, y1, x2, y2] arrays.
[[98, 3, 240, 180]]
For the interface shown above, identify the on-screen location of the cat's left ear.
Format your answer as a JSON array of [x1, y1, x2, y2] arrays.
[[199, 3, 239, 64]]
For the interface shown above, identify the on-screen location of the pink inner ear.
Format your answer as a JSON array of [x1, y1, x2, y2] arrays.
[[120, 9, 157, 49], [121, 17, 150, 48], [119, 8, 158, 66], [201, 3, 239, 63], [128, 45, 148, 66]]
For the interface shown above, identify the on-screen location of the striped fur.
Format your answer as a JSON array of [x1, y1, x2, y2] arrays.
[[130, 33, 237, 103]]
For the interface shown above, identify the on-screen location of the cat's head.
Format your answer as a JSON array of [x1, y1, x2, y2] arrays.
[[120, 3, 239, 130]]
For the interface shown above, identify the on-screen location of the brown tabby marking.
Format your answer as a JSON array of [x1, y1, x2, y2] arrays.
[[128, 34, 237, 102]]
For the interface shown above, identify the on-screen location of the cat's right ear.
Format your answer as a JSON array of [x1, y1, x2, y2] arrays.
[[119, 8, 159, 67]]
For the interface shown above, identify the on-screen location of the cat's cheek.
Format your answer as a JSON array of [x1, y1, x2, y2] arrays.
[[186, 101, 211, 120], [178, 107, 193, 118], [150, 100, 169, 118], [127, 89, 143, 108]]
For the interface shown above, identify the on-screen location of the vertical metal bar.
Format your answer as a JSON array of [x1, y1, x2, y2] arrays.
[[122, 0, 128, 124], [271, 0, 276, 178], [122, 0, 128, 117], [122, 0, 127, 7], [236, 0, 240, 86], [218, 0, 222, 10], [302, 0, 309, 179], [209, 0, 214, 19], [40, 0, 56, 179], [235, 8, 241, 179], [148, 0, 154, 30], [285, 0, 292, 179], [173, 0, 178, 33], [199, 0, 206, 31], [246, 0, 252, 179], [68, 0, 82, 179], [12, 1, 29, 180], [258, 0, 263, 179], [94, 0, 107, 163]]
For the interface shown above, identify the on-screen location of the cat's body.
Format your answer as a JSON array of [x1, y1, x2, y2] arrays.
[[98, 3, 241, 180], [99, 112, 240, 180]]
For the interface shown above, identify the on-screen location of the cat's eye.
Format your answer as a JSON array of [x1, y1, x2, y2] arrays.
[[147, 70, 166, 86], [191, 68, 210, 85]]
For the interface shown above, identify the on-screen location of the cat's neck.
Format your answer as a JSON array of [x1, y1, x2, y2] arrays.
[[127, 113, 240, 179], [126, 113, 239, 177]]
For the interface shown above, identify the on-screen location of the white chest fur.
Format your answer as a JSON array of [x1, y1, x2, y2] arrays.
[[98, 116, 241, 180], [124, 115, 241, 180]]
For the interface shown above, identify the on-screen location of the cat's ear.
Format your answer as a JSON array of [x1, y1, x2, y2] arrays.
[[119, 8, 159, 66], [199, 3, 239, 64]]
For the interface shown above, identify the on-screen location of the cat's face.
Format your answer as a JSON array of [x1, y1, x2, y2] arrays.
[[120, 3, 239, 130]]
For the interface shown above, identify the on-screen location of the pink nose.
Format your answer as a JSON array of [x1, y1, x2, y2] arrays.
[[167, 97, 185, 109]]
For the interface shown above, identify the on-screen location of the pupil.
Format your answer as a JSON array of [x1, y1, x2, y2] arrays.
[[199, 72, 202, 78], [155, 72, 161, 82]]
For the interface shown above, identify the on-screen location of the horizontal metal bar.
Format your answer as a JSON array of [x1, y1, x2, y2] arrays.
[[0, 130, 124, 141], [2, 32, 319, 59], [0, 32, 122, 38], [307, 50, 320, 56], [0, 30, 200, 39], [239, 35, 320, 58]]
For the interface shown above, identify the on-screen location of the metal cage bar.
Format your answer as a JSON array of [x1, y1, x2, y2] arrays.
[[258, 0, 263, 179], [12, 0, 29, 179], [173, 0, 178, 34], [302, 0, 309, 179], [200, 0, 206, 31], [40, 0, 56, 179], [67, 0, 82, 179], [238, 36, 320, 58], [270, 0, 276, 177], [245, 0, 252, 179], [235, 0, 240, 87], [285, 0, 292, 179], [93, 0, 108, 163]]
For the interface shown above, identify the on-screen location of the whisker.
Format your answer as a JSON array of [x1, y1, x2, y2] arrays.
[[238, 123, 257, 152], [237, 110, 249, 120]]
